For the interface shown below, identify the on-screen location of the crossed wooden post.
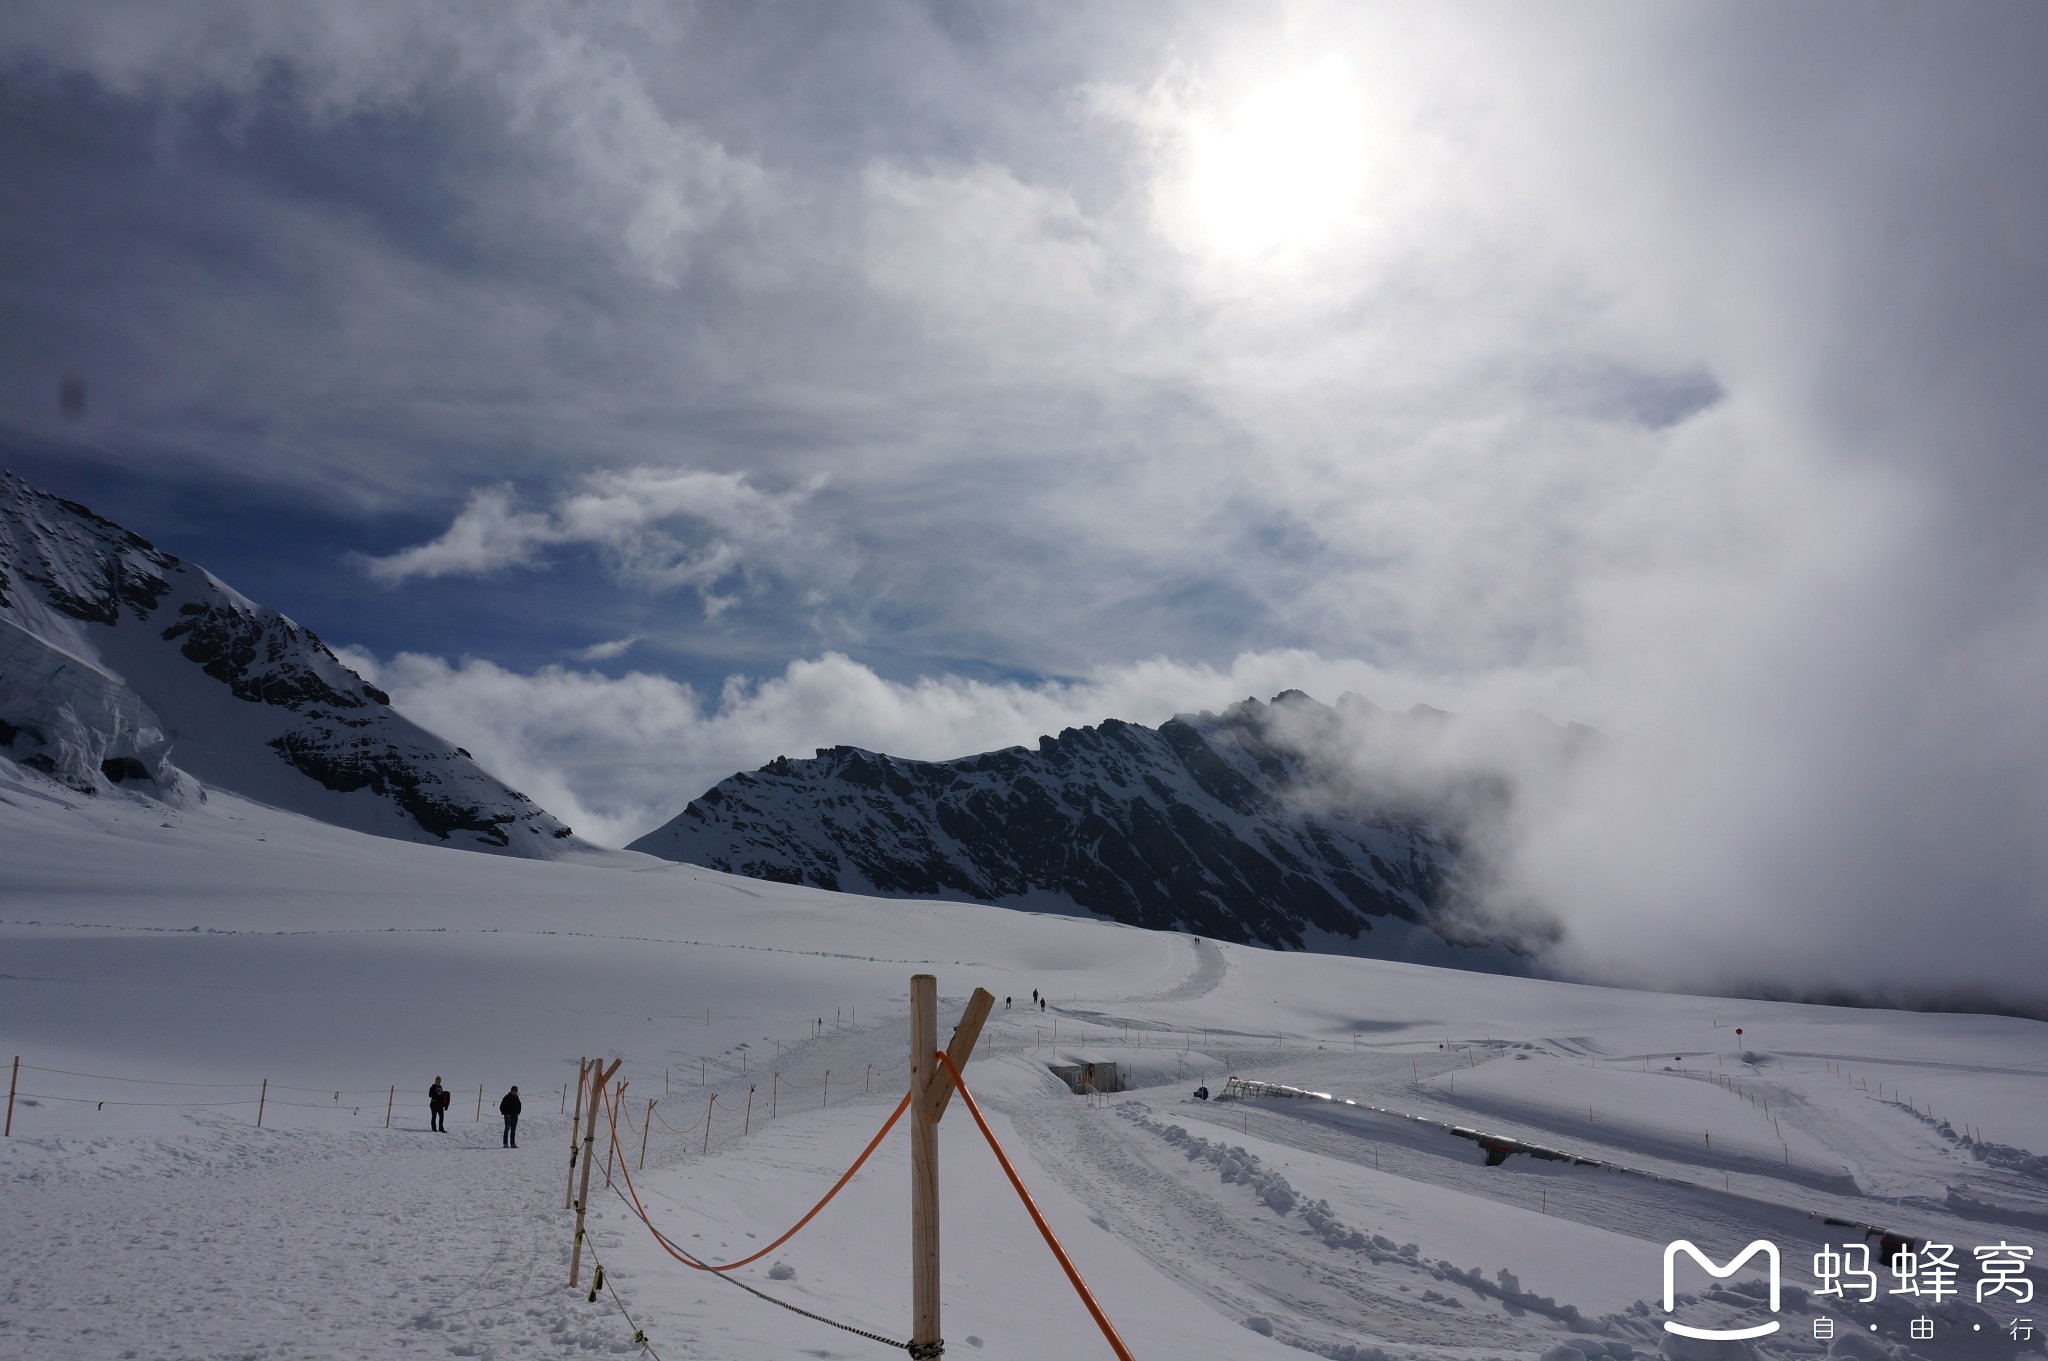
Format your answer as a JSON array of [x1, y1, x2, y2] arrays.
[[909, 975, 994, 1358], [570, 1057, 621, 1289]]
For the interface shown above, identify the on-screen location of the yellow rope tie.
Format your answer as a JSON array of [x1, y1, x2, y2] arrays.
[[578, 1230, 664, 1359]]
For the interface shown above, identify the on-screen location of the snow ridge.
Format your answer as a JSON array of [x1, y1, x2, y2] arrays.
[[0, 470, 578, 856]]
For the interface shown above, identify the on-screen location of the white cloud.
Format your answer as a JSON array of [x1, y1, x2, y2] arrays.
[[360, 469, 835, 616], [338, 645, 1535, 850]]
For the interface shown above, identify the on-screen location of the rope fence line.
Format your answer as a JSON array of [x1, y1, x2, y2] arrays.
[[16, 1061, 383, 1092], [598, 1085, 913, 1352], [2, 1052, 536, 1133], [573, 1205, 665, 1360], [607, 1085, 913, 1274], [583, 1049, 1134, 1359], [11, 1091, 258, 1108]]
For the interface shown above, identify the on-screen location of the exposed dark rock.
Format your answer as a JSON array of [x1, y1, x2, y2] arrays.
[[160, 605, 370, 710], [100, 756, 152, 783], [631, 693, 1534, 959], [268, 732, 516, 846], [0, 469, 578, 855]]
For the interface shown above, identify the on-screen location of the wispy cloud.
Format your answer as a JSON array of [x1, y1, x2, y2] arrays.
[[572, 635, 640, 663], [360, 469, 835, 617]]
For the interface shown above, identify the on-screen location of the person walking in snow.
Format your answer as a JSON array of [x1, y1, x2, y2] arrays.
[[499, 1086, 521, 1148], [429, 1076, 447, 1132]]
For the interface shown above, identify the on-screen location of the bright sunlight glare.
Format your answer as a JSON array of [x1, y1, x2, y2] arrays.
[[1178, 57, 1374, 261]]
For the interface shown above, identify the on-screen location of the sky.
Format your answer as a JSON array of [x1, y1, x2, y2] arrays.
[[3, 2, 2046, 1009]]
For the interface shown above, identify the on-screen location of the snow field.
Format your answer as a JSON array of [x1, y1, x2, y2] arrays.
[[3, 785, 2046, 1359]]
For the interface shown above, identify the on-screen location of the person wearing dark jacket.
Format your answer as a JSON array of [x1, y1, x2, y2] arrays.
[[499, 1086, 521, 1148], [429, 1077, 447, 1132]]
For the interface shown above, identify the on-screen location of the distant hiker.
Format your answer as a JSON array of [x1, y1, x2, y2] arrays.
[[500, 1086, 522, 1148], [1032, 989, 1039, 1004], [429, 1077, 448, 1132], [1039, 997, 1046, 1012], [1194, 1085, 1210, 1101], [1005, 996, 1012, 1009]]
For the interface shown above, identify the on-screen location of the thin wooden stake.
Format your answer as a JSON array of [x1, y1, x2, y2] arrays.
[[385, 1083, 394, 1130], [744, 1084, 754, 1135], [604, 1080, 626, 1189], [256, 1078, 268, 1128], [703, 1093, 716, 1155], [772, 1073, 779, 1120], [570, 1058, 620, 1288], [823, 1071, 830, 1108], [567, 1057, 589, 1208], [639, 1098, 655, 1170], [4, 1055, 16, 1137], [911, 973, 941, 1354], [476, 1083, 483, 1123]]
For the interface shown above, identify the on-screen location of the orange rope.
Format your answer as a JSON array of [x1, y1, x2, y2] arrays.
[[936, 1051, 1137, 1361], [604, 1085, 912, 1273]]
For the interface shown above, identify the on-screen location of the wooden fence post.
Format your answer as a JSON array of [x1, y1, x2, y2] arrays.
[[4, 1055, 16, 1137], [911, 973, 941, 1354], [823, 1071, 830, 1108], [744, 1084, 754, 1135], [604, 1081, 626, 1189], [256, 1078, 268, 1128], [566, 1058, 589, 1209], [703, 1093, 716, 1155], [476, 1084, 483, 1122], [570, 1058, 619, 1288], [640, 1098, 655, 1170], [385, 1084, 394, 1129], [771, 1072, 779, 1120]]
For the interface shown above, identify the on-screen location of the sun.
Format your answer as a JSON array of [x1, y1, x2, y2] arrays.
[[1167, 57, 1375, 262]]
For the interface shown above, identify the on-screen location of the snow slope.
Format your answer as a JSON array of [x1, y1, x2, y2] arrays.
[[0, 470, 577, 855], [2, 772, 2044, 1360]]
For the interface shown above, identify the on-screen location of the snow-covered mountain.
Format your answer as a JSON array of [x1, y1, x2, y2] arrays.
[[632, 691, 1561, 960], [0, 469, 577, 855]]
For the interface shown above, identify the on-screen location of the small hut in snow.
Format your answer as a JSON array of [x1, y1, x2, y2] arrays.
[[1047, 1052, 1127, 1095]]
